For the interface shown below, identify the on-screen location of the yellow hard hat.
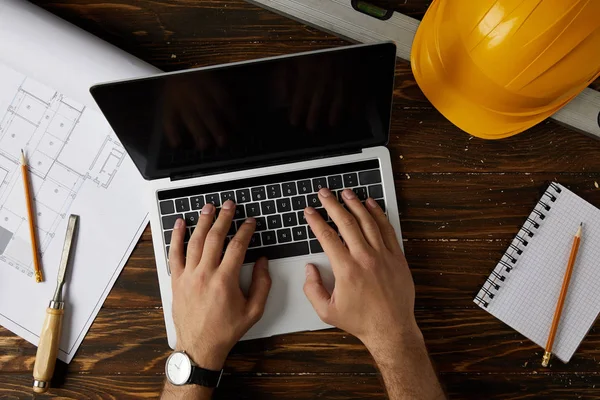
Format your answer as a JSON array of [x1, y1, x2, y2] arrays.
[[411, 0, 600, 139]]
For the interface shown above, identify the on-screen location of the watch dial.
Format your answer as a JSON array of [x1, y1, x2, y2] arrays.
[[167, 352, 192, 385]]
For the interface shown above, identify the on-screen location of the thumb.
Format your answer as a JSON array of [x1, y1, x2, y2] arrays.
[[246, 257, 272, 325], [303, 264, 332, 323]]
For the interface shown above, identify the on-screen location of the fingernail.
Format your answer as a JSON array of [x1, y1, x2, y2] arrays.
[[245, 217, 256, 224], [305, 264, 311, 276], [319, 188, 331, 198], [258, 257, 269, 269], [342, 189, 356, 200], [174, 218, 184, 229], [201, 203, 215, 214], [305, 207, 315, 215], [222, 199, 235, 210], [367, 198, 378, 208]]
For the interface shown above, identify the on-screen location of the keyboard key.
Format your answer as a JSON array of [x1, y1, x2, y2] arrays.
[[276, 198, 292, 213], [297, 180, 312, 194], [306, 194, 321, 207], [255, 217, 267, 231], [206, 193, 220, 206], [164, 230, 172, 245], [343, 173, 358, 187], [165, 245, 170, 257], [261, 200, 277, 215], [244, 242, 309, 264], [175, 198, 190, 212], [261, 230, 277, 246], [267, 184, 282, 199], [359, 169, 382, 185], [353, 187, 368, 201], [282, 212, 298, 227], [251, 186, 266, 201], [282, 182, 297, 196], [308, 226, 316, 239], [160, 200, 175, 215], [368, 184, 384, 199], [228, 222, 237, 236], [221, 191, 235, 203], [162, 214, 183, 229], [297, 210, 307, 225], [376, 199, 386, 211], [191, 196, 205, 210], [267, 214, 283, 230], [312, 177, 327, 191], [246, 203, 261, 217], [328, 175, 343, 189], [184, 212, 199, 226], [234, 205, 246, 220], [292, 196, 307, 210], [292, 226, 307, 241], [236, 189, 251, 203], [277, 228, 292, 243], [316, 208, 328, 221], [309, 239, 324, 254], [249, 233, 261, 248], [184, 229, 191, 242]]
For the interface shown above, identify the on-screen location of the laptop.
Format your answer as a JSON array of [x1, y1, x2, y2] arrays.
[[90, 42, 402, 348]]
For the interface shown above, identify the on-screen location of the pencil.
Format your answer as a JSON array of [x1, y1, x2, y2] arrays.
[[20, 149, 43, 283], [541, 222, 583, 367]]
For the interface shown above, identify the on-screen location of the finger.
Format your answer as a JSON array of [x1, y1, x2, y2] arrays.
[[186, 203, 216, 268], [304, 206, 352, 271], [366, 198, 403, 254], [318, 188, 370, 253], [303, 264, 332, 323], [200, 200, 236, 268], [342, 189, 385, 250], [245, 257, 272, 325], [220, 217, 256, 276], [169, 218, 186, 279]]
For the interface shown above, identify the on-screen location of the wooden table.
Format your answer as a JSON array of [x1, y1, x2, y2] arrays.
[[3, 1, 600, 398]]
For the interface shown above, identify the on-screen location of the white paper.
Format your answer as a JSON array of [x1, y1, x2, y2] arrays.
[[0, 0, 159, 363]]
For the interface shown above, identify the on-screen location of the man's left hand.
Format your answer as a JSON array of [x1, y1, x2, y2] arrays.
[[169, 200, 272, 370]]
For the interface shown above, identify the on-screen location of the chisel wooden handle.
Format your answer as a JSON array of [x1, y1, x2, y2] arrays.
[[33, 306, 64, 393]]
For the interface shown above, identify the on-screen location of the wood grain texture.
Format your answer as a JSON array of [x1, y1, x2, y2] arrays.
[[4, 373, 600, 400], [1, 0, 598, 398]]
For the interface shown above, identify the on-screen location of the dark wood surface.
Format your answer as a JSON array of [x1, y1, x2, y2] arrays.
[[3, 1, 600, 398]]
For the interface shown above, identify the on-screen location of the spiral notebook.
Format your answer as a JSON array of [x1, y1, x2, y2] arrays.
[[475, 183, 600, 363]]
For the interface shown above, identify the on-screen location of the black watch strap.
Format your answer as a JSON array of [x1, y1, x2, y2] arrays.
[[188, 365, 223, 388]]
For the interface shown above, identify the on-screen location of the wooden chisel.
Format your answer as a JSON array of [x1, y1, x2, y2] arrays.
[[32, 215, 79, 393]]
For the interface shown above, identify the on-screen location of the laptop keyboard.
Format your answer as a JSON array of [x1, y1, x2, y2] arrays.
[[157, 159, 386, 274]]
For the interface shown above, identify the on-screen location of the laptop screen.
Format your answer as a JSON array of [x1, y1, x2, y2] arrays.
[[90, 43, 397, 180]]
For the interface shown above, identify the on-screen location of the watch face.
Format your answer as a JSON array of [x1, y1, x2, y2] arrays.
[[166, 351, 192, 385]]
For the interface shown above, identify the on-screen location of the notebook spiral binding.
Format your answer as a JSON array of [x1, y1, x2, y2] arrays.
[[475, 183, 563, 308]]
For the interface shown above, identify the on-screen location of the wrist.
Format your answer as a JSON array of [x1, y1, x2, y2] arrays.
[[362, 323, 426, 367], [175, 343, 228, 371]]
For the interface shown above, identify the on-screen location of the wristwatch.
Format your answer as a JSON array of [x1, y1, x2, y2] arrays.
[[165, 351, 224, 388]]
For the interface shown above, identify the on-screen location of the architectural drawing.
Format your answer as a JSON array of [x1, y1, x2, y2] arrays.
[[0, 63, 126, 276]]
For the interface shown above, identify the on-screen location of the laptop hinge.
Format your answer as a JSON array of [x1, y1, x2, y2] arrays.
[[169, 148, 362, 182]]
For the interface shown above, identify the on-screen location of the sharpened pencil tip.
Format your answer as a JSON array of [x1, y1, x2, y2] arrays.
[[580, 222, 583, 227], [20, 149, 26, 165]]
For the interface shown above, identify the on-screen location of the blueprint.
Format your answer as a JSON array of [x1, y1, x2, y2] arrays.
[[0, 0, 159, 363], [0, 64, 127, 275]]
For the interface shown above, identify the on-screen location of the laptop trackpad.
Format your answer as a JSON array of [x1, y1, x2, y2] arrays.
[[239, 253, 334, 339]]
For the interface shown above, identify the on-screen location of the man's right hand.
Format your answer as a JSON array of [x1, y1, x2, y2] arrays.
[[303, 188, 419, 354], [303, 188, 445, 399]]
